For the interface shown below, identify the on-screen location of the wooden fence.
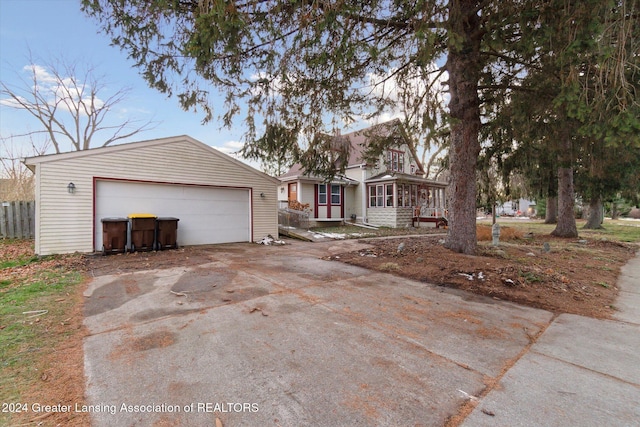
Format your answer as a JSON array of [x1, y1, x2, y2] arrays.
[[278, 207, 310, 230], [1, 201, 35, 239]]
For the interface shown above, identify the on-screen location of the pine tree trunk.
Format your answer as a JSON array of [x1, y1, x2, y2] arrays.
[[583, 196, 604, 229], [551, 137, 578, 237], [545, 196, 558, 224], [611, 201, 619, 220], [443, 0, 482, 255], [543, 167, 557, 223]]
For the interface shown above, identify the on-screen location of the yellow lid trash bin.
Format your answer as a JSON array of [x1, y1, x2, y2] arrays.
[[128, 214, 157, 251]]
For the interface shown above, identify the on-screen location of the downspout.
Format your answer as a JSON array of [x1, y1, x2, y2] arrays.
[[361, 165, 367, 224]]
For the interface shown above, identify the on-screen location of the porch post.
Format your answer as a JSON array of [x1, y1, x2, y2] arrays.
[[327, 184, 332, 219], [314, 184, 319, 219], [341, 186, 344, 219]]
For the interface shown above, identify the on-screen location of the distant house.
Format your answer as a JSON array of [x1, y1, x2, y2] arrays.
[[496, 198, 537, 217], [278, 120, 448, 228]]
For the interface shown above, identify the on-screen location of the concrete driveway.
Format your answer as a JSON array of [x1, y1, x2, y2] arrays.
[[83, 239, 555, 426]]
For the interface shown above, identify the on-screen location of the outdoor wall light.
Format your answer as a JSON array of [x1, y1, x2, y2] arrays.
[[67, 182, 76, 194], [260, 192, 265, 198]]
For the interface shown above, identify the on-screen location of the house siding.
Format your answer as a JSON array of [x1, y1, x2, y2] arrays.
[[366, 208, 396, 227], [344, 166, 364, 220], [30, 138, 278, 255], [277, 184, 288, 204], [366, 207, 414, 228], [299, 183, 316, 218], [343, 185, 357, 221], [396, 207, 414, 227]]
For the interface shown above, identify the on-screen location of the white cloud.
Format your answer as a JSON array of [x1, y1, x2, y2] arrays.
[[249, 72, 287, 98], [0, 95, 28, 108], [27, 64, 57, 84], [18, 63, 106, 116], [221, 140, 244, 151], [366, 63, 449, 105], [215, 140, 244, 157], [359, 63, 449, 127], [212, 140, 262, 171]]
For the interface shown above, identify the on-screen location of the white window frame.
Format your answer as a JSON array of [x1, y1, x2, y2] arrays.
[[386, 150, 405, 172], [386, 184, 394, 207], [331, 184, 341, 205], [369, 184, 396, 208], [318, 184, 327, 205]]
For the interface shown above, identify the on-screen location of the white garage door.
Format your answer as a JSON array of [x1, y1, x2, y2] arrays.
[[95, 180, 251, 251]]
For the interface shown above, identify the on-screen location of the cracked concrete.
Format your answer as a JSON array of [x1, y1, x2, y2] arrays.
[[82, 240, 639, 426]]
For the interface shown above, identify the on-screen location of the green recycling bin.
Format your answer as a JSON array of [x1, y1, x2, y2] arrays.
[[101, 217, 128, 254], [128, 213, 157, 252]]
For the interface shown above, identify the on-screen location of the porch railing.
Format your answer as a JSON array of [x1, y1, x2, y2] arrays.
[[415, 207, 448, 218]]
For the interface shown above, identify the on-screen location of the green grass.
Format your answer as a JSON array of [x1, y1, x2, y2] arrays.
[[309, 224, 444, 239], [580, 221, 640, 243], [314, 218, 640, 243], [0, 255, 40, 269], [520, 270, 543, 284], [477, 218, 640, 243], [0, 246, 84, 421]]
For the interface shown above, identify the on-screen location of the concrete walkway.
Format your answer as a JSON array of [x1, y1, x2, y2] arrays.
[[82, 241, 640, 426], [461, 250, 640, 427]]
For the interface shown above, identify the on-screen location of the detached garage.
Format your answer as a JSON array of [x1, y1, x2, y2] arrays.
[[24, 136, 279, 255]]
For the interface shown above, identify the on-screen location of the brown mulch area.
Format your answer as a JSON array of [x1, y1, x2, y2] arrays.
[[84, 246, 218, 276], [332, 226, 638, 319]]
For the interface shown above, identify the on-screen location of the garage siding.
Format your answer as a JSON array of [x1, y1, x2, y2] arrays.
[[30, 137, 278, 255]]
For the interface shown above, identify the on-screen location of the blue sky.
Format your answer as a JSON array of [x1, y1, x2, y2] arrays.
[[0, 0, 252, 162]]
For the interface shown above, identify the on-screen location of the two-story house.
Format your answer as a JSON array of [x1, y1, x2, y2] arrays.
[[278, 120, 448, 228]]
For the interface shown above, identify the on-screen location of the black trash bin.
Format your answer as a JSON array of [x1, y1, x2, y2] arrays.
[[156, 217, 179, 250], [128, 213, 157, 252], [101, 217, 128, 254]]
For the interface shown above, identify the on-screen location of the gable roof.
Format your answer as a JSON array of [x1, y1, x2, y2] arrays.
[[23, 135, 279, 184], [279, 119, 423, 180]]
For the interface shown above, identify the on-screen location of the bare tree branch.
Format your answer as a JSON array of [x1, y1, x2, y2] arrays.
[[0, 52, 156, 153], [0, 135, 49, 200]]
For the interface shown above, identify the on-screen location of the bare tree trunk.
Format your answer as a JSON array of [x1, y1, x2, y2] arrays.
[[583, 196, 604, 229], [551, 137, 578, 237], [545, 196, 558, 224], [611, 202, 619, 220], [444, 0, 482, 255], [492, 201, 497, 225]]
